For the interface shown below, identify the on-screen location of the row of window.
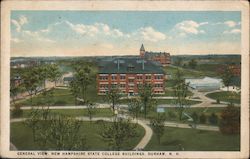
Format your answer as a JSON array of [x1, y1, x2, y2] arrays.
[[98, 90, 164, 94], [99, 75, 163, 80], [99, 84, 163, 89]]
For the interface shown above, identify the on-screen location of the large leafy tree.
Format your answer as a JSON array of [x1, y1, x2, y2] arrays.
[[128, 98, 142, 122], [69, 79, 80, 105], [47, 64, 62, 87], [138, 83, 154, 119], [106, 86, 121, 115], [173, 69, 189, 121], [22, 66, 43, 105], [74, 66, 92, 102], [222, 66, 233, 91], [150, 113, 166, 144], [219, 104, 240, 134], [25, 108, 87, 150], [100, 117, 137, 150]]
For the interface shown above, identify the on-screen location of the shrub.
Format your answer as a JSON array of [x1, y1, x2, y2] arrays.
[[199, 113, 207, 124], [11, 104, 23, 118], [219, 104, 240, 134], [209, 113, 218, 125], [191, 112, 199, 124], [216, 99, 220, 104], [167, 110, 177, 119]]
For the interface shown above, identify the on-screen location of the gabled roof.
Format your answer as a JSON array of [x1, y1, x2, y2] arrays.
[[99, 57, 165, 74]]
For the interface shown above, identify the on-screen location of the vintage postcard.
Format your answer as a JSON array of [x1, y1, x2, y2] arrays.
[[1, 0, 249, 158]]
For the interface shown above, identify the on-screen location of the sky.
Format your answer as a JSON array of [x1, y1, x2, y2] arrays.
[[11, 11, 241, 57]]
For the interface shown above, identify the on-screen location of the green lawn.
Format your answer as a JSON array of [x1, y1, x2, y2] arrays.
[[16, 108, 113, 118], [11, 121, 145, 151], [145, 127, 240, 151], [164, 65, 218, 79], [18, 87, 106, 106], [206, 91, 240, 104]]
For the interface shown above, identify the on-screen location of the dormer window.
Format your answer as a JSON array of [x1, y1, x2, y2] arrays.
[[127, 64, 134, 72]]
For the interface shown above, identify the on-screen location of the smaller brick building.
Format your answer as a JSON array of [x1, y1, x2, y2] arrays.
[[97, 58, 165, 96], [140, 44, 171, 66]]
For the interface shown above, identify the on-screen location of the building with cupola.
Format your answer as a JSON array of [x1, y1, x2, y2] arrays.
[[139, 44, 171, 66]]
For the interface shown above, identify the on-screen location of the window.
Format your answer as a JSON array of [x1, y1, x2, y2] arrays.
[[120, 84, 126, 88], [99, 76, 108, 80], [155, 75, 163, 80], [154, 84, 163, 88], [128, 79, 134, 83], [137, 76, 143, 80], [111, 75, 117, 80], [120, 75, 126, 80], [146, 75, 151, 80]]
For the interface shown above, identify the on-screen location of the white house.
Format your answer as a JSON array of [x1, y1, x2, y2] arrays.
[[185, 77, 223, 92]]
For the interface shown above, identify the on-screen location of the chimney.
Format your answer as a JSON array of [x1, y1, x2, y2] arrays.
[[142, 60, 145, 70]]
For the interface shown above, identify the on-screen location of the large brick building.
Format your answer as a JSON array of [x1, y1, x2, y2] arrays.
[[97, 58, 165, 96], [140, 44, 171, 66]]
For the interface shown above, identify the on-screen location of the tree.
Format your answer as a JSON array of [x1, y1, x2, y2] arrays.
[[24, 108, 87, 150], [199, 113, 207, 124], [85, 100, 96, 122], [100, 117, 137, 150], [45, 115, 87, 150], [10, 80, 23, 105], [173, 69, 189, 121], [128, 98, 142, 121], [174, 57, 183, 66], [47, 64, 62, 87], [24, 108, 41, 141], [11, 103, 23, 118], [219, 104, 240, 134], [209, 113, 218, 125], [188, 59, 197, 69], [150, 113, 166, 144], [106, 86, 121, 115], [191, 112, 199, 128], [222, 66, 233, 91], [22, 67, 43, 105], [138, 83, 154, 119], [69, 79, 80, 105], [74, 66, 92, 102]]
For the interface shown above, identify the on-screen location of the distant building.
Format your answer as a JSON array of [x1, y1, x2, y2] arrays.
[[97, 58, 165, 96], [139, 44, 171, 66], [185, 77, 223, 92]]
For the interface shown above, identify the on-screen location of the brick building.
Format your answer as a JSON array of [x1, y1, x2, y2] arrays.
[[97, 58, 165, 96], [140, 44, 171, 66]]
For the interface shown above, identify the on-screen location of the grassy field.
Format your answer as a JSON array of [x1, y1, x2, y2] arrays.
[[164, 65, 218, 79], [18, 88, 106, 106], [145, 127, 240, 151], [15, 108, 113, 118], [11, 121, 145, 151], [206, 91, 240, 104]]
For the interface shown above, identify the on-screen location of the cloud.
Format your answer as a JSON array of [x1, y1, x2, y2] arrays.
[[22, 30, 55, 43], [224, 21, 237, 27], [11, 15, 28, 32], [137, 27, 166, 42], [11, 38, 21, 43], [213, 20, 241, 28], [223, 29, 241, 34], [64, 21, 125, 38], [173, 20, 207, 36]]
